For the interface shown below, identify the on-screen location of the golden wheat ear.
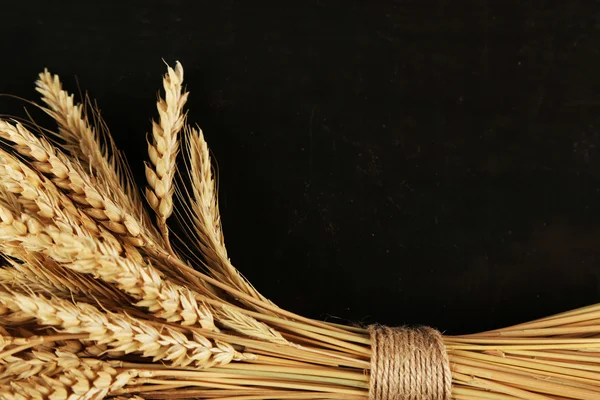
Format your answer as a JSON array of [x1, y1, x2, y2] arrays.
[[0, 254, 131, 306], [34, 70, 159, 242], [0, 138, 287, 344], [0, 289, 248, 367], [0, 348, 135, 398], [179, 125, 276, 308], [0, 119, 148, 246], [145, 61, 189, 255]]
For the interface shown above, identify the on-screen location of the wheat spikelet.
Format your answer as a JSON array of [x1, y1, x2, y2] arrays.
[[0, 187, 28, 217], [35, 70, 159, 244], [0, 290, 248, 367], [184, 126, 274, 307], [0, 350, 65, 382], [145, 61, 188, 253], [0, 335, 30, 353]]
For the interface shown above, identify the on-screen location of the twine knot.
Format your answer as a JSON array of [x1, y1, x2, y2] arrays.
[[369, 325, 451, 400]]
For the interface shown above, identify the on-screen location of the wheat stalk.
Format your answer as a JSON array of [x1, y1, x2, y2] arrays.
[[145, 61, 188, 254]]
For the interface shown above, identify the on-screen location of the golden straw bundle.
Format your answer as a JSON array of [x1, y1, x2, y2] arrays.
[[0, 62, 598, 400]]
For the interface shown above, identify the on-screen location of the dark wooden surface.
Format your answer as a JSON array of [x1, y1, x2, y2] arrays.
[[2, 1, 600, 334]]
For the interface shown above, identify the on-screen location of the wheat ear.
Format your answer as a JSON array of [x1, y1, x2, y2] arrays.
[[0, 119, 145, 245], [0, 151, 287, 344], [0, 348, 101, 381], [0, 207, 216, 330], [0, 289, 248, 367], [0, 124, 203, 291], [185, 126, 274, 307], [1, 114, 238, 299], [50, 231, 286, 344], [145, 61, 188, 254], [0, 147, 126, 303], [0, 199, 283, 345], [0, 153, 216, 331], [45, 230, 286, 344], [0, 147, 101, 237], [1, 350, 136, 400], [0, 255, 130, 305], [35, 70, 159, 243]]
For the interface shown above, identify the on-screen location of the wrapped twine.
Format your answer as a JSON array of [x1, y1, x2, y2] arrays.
[[369, 326, 452, 400]]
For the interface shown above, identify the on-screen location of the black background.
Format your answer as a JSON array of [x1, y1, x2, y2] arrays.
[[2, 1, 600, 334]]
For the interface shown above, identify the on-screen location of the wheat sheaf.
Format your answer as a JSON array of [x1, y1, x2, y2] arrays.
[[0, 62, 599, 400]]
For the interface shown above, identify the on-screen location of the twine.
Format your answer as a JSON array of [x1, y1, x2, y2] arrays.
[[368, 325, 451, 400]]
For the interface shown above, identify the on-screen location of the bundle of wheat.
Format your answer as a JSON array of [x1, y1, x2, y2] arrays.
[[0, 62, 598, 400]]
